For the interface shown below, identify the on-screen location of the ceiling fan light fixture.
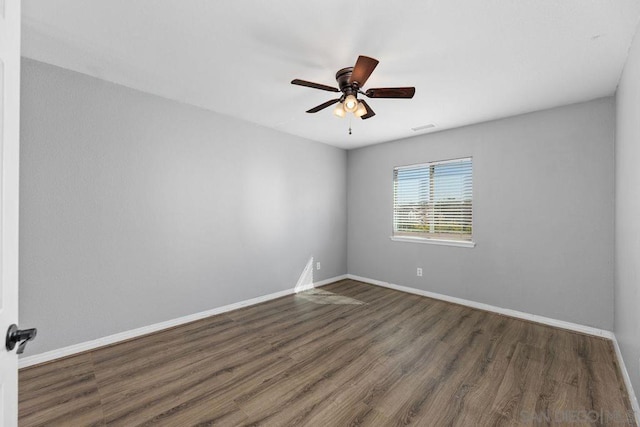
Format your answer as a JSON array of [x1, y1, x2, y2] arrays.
[[344, 94, 358, 112], [354, 101, 367, 117], [291, 55, 415, 119]]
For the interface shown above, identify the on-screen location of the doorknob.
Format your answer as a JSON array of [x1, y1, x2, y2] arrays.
[[5, 324, 37, 354]]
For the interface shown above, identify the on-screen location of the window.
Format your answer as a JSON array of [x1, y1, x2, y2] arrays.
[[393, 157, 473, 244]]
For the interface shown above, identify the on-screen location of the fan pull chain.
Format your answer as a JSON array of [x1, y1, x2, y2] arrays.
[[348, 117, 352, 135]]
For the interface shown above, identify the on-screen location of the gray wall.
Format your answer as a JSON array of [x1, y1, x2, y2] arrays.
[[19, 58, 347, 355], [615, 24, 640, 396], [348, 98, 615, 330], [19, 56, 619, 361]]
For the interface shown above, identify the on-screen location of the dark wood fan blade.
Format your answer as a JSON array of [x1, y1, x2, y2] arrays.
[[349, 56, 379, 87], [359, 99, 376, 120], [291, 79, 340, 92], [365, 87, 416, 98], [306, 99, 340, 113]]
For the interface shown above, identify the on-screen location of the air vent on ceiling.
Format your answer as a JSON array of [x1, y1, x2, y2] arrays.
[[411, 124, 435, 132]]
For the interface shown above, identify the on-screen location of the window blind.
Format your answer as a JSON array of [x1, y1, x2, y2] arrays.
[[393, 157, 472, 241]]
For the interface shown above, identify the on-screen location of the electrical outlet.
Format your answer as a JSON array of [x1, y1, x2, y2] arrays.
[[417, 268, 423, 277], [316, 262, 321, 270]]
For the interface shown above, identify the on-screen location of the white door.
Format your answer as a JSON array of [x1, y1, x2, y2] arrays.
[[0, 0, 21, 425]]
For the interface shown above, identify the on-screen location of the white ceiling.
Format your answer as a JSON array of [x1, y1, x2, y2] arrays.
[[21, 0, 640, 149]]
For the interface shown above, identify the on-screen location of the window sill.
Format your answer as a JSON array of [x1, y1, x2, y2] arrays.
[[389, 236, 476, 248]]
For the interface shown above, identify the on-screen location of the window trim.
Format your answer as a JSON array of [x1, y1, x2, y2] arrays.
[[391, 157, 475, 247], [389, 235, 476, 248]]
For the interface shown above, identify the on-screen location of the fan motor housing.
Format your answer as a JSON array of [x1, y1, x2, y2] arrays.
[[335, 67, 356, 93]]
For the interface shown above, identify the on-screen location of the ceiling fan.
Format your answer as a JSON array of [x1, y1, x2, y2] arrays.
[[291, 55, 415, 120]]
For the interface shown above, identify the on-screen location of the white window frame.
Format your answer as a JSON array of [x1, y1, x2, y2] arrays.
[[390, 157, 476, 248]]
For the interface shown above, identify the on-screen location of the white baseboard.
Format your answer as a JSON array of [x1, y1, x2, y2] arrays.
[[346, 274, 614, 339], [19, 274, 347, 369], [612, 336, 640, 425], [314, 274, 348, 287]]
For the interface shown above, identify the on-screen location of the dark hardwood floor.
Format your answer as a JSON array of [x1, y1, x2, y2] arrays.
[[19, 280, 636, 426]]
